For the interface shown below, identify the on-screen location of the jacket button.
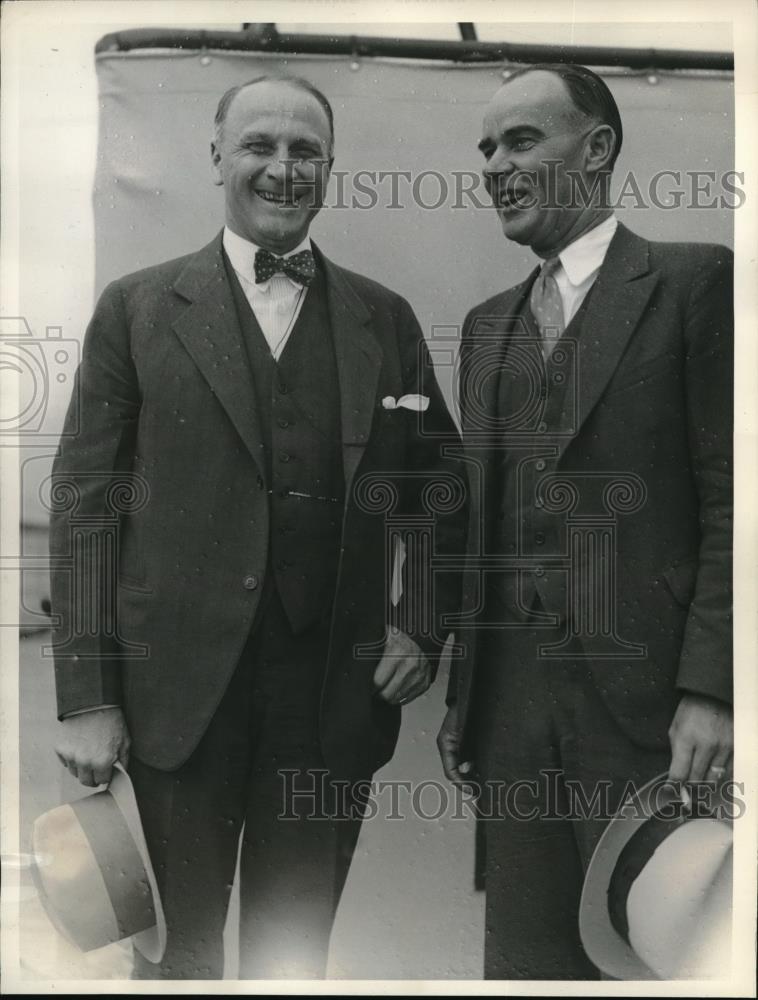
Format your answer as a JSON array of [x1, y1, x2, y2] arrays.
[[535, 532, 546, 545], [537, 421, 548, 433], [243, 574, 259, 590], [279, 452, 291, 463], [535, 566, 545, 577], [277, 417, 290, 429], [535, 459, 546, 472]]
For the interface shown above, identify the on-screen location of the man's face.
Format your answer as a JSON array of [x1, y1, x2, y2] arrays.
[[211, 81, 333, 254], [479, 71, 595, 256]]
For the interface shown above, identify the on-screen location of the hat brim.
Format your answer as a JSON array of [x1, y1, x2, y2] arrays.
[[109, 764, 167, 964], [579, 772, 718, 980]]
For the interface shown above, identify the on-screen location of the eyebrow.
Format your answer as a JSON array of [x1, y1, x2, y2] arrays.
[[238, 128, 324, 149], [477, 124, 545, 152]]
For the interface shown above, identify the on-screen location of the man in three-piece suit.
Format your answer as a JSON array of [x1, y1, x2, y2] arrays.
[[51, 75, 464, 979], [437, 64, 733, 978]]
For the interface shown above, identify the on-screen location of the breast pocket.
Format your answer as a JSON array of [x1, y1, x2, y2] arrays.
[[374, 408, 410, 450], [603, 353, 679, 399]]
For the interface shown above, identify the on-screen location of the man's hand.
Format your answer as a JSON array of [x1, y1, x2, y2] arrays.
[[668, 691, 733, 784], [54, 707, 131, 788], [437, 702, 475, 788], [373, 629, 431, 706]]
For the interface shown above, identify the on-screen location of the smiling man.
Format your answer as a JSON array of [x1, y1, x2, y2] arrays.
[[438, 64, 733, 978], [50, 75, 464, 980]]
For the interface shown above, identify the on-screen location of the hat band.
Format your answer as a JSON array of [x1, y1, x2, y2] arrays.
[[70, 793, 156, 940], [607, 807, 695, 945]]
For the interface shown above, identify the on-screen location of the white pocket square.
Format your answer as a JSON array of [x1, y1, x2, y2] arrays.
[[381, 394, 430, 412]]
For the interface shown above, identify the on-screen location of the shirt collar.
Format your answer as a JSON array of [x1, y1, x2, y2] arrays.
[[556, 214, 618, 287], [222, 226, 312, 281]]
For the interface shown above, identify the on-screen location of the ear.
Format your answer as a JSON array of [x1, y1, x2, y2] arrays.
[[585, 124, 616, 174], [210, 140, 224, 186]]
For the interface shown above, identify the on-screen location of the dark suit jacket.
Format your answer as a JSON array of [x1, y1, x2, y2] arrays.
[[449, 222, 733, 754], [50, 232, 465, 779]]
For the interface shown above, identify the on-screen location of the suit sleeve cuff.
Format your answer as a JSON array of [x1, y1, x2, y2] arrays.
[[61, 704, 120, 719], [54, 658, 123, 720]]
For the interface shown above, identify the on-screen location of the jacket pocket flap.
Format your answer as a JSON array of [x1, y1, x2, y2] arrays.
[[118, 574, 153, 595], [662, 557, 698, 607]]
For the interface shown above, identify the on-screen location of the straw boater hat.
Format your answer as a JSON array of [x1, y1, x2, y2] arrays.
[[30, 763, 166, 962], [579, 772, 733, 980]]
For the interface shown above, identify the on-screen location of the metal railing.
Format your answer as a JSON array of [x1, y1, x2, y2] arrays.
[[95, 25, 733, 72]]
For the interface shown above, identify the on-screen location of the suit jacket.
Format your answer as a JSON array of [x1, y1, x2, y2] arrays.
[[50, 232, 465, 778], [449, 222, 733, 754]]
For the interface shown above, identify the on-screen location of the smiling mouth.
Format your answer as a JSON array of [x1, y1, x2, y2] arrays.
[[255, 189, 301, 207], [495, 188, 533, 211]]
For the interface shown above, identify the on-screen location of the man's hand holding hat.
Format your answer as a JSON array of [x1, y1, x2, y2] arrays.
[[55, 707, 131, 788], [668, 691, 733, 786]]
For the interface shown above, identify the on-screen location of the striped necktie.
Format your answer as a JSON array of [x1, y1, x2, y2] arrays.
[[529, 257, 565, 359]]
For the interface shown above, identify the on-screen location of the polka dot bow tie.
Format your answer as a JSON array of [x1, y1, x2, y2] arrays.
[[529, 256, 565, 359], [253, 248, 316, 286]]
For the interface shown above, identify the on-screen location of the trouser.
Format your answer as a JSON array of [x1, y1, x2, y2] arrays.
[[128, 588, 365, 980], [471, 611, 670, 980]]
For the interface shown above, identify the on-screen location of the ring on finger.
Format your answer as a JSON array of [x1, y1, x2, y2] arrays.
[[708, 764, 727, 777]]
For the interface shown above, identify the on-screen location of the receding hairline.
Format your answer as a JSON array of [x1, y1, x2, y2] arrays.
[[489, 62, 623, 168], [214, 75, 334, 150], [492, 68, 592, 120]]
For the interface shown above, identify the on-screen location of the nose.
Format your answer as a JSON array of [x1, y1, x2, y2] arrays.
[[264, 154, 290, 184], [483, 147, 515, 184]]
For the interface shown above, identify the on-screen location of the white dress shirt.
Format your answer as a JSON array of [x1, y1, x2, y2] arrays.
[[551, 214, 618, 325], [223, 226, 312, 360]]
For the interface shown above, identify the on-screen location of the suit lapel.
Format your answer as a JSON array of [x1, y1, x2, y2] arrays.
[[556, 222, 659, 458], [461, 274, 536, 563], [461, 272, 537, 444], [171, 232, 267, 480], [314, 245, 383, 495]]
